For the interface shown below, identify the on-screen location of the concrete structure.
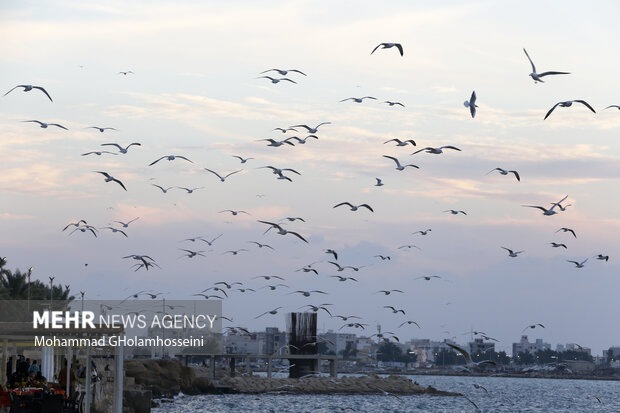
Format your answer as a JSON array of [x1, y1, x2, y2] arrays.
[[512, 335, 550, 355], [469, 338, 495, 357]]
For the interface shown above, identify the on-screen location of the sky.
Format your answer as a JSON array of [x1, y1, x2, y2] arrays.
[[1, 0, 619, 355]]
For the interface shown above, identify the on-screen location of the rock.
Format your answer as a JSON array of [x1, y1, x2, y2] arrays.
[[123, 389, 152, 413]]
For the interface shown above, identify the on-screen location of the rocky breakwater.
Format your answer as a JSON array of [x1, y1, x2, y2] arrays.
[[120, 359, 215, 413], [214, 374, 458, 396]]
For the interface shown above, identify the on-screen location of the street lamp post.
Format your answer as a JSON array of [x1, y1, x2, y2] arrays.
[[49, 276, 55, 308], [27, 267, 33, 313]]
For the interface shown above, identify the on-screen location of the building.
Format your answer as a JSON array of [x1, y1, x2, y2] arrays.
[[512, 335, 550, 355], [469, 338, 495, 357]]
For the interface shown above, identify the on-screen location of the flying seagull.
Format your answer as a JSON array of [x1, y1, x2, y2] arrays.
[[88, 126, 118, 133], [176, 187, 204, 194], [257, 220, 308, 243], [258, 138, 295, 147], [412, 146, 461, 155], [522, 195, 568, 216], [149, 155, 193, 166], [384, 306, 406, 315], [289, 122, 331, 134], [464, 91, 477, 118], [100, 227, 128, 237], [260, 68, 306, 76], [375, 178, 384, 187], [544, 100, 596, 120], [412, 229, 432, 235], [556, 227, 577, 238], [94, 171, 126, 190], [522, 323, 545, 333], [22, 120, 67, 130], [340, 96, 377, 103], [594, 254, 609, 262], [286, 135, 318, 144], [101, 142, 141, 154], [487, 168, 520, 181], [384, 138, 416, 147], [333, 202, 374, 212], [274, 127, 298, 133], [567, 258, 588, 268], [325, 249, 338, 260], [255, 307, 283, 319], [257, 76, 296, 84], [118, 71, 134, 75], [4, 85, 53, 102], [82, 151, 117, 156], [604, 105, 620, 110], [231, 155, 254, 163], [113, 217, 139, 228], [371, 43, 403, 56], [383, 155, 419, 171], [523, 48, 570, 83], [62, 220, 88, 231], [549, 242, 567, 249], [502, 247, 524, 257], [384, 101, 405, 107], [69, 225, 98, 237], [376, 289, 403, 295], [204, 168, 242, 182], [446, 343, 496, 368], [399, 320, 421, 329], [248, 241, 274, 250], [152, 184, 174, 193], [444, 210, 467, 215], [414, 275, 441, 281], [219, 210, 249, 216]]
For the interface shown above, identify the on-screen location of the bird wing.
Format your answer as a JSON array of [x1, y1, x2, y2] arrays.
[[574, 100, 596, 114], [395, 43, 404, 56], [224, 170, 240, 179], [259, 69, 277, 74], [447, 343, 472, 364], [3, 85, 24, 96], [370, 44, 382, 55], [281, 78, 297, 83], [333, 202, 353, 209], [112, 178, 127, 191], [544, 102, 562, 120], [33, 86, 53, 102], [149, 156, 167, 166], [50, 123, 68, 130], [101, 143, 123, 151], [510, 170, 521, 181], [360, 204, 374, 212], [176, 156, 193, 163], [470, 91, 476, 106], [290, 124, 310, 131], [383, 139, 399, 144], [442, 146, 461, 151], [282, 168, 301, 175], [523, 48, 536, 73], [538, 71, 570, 77], [23, 120, 44, 126], [288, 231, 309, 243], [410, 148, 429, 155], [382, 155, 401, 167], [203, 168, 223, 180], [339, 98, 354, 102], [523, 205, 548, 212], [290, 69, 307, 75]]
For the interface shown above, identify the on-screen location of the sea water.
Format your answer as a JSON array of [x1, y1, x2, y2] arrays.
[[152, 375, 619, 412]]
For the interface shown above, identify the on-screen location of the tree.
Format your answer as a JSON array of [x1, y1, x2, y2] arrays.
[[514, 351, 535, 365], [0, 257, 73, 301], [434, 349, 464, 366]]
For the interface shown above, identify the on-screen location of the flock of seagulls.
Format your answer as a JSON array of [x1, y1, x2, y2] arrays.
[[4, 28, 616, 412]]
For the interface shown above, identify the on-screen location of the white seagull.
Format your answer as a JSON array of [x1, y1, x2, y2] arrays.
[[412, 146, 461, 155], [231, 155, 254, 163], [113, 217, 139, 228], [274, 127, 298, 133], [289, 122, 331, 134], [523, 48, 570, 83], [152, 184, 174, 193], [544, 100, 596, 120], [384, 138, 416, 147], [556, 227, 577, 238], [382, 155, 419, 171], [204, 168, 242, 182], [258, 138, 295, 147], [522, 195, 568, 216], [82, 151, 117, 156], [22, 120, 67, 130], [257, 76, 296, 84], [340, 96, 377, 103], [333, 202, 374, 212], [149, 155, 193, 166], [487, 168, 520, 181], [464, 91, 477, 118], [101, 142, 141, 154], [94, 171, 126, 191], [286, 135, 318, 144], [371, 43, 403, 56], [257, 221, 308, 243], [502, 247, 524, 257], [567, 259, 588, 268], [100, 227, 128, 237], [4, 85, 53, 102], [88, 126, 118, 133], [219, 209, 249, 216], [384, 101, 405, 107]]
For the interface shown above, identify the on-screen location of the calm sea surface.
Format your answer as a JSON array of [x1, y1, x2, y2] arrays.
[[152, 374, 619, 412]]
